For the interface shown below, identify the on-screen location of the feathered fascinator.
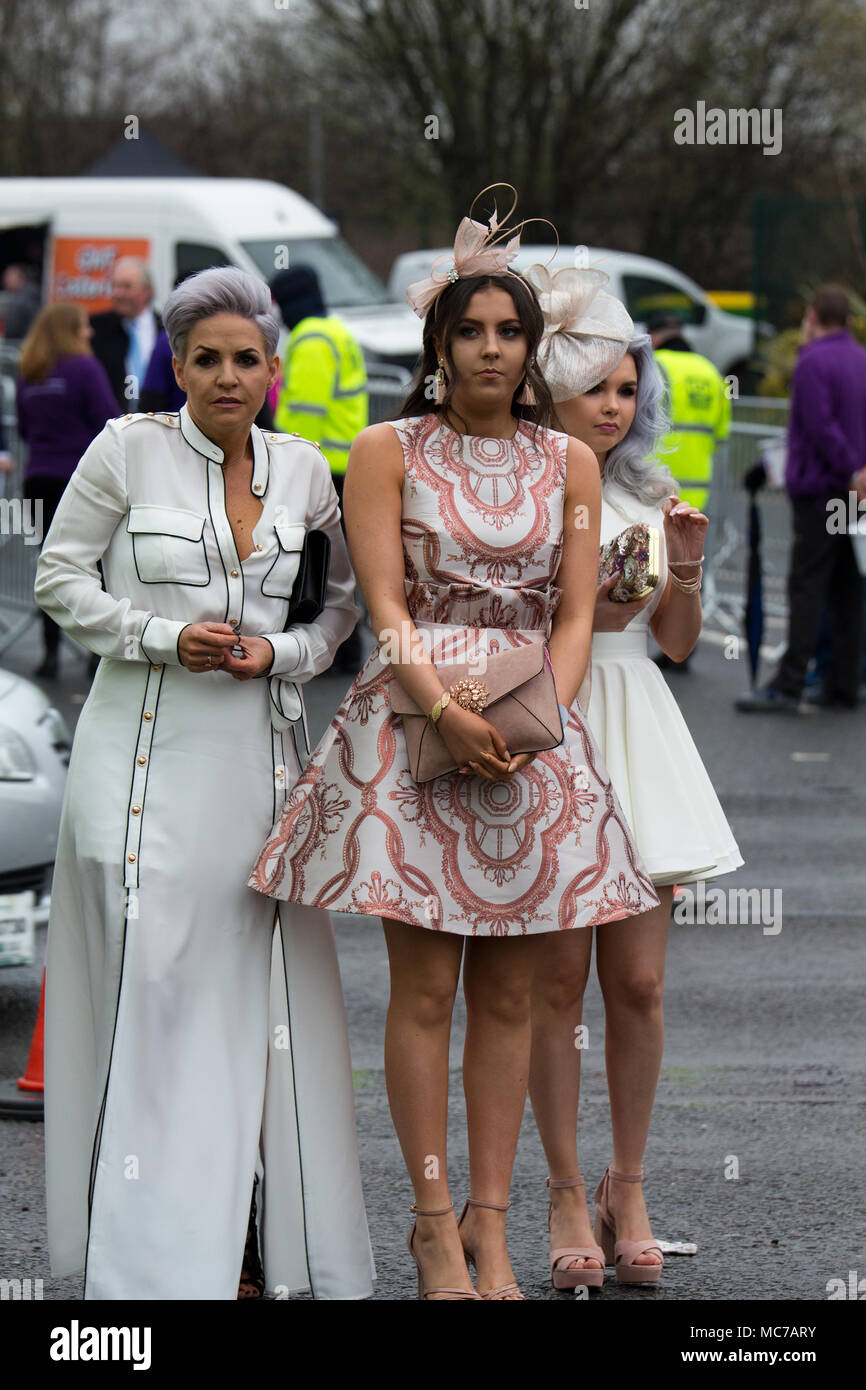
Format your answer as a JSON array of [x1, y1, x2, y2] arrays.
[[525, 263, 635, 401], [406, 184, 549, 319]]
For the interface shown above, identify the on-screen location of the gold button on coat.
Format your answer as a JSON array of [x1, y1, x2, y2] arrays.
[[137, 755, 147, 766], [143, 711, 153, 721], [127, 853, 137, 863]]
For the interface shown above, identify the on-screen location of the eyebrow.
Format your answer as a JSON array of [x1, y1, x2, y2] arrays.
[[191, 343, 262, 353], [457, 316, 523, 327]]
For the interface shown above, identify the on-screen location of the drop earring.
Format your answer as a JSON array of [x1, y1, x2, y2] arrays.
[[517, 371, 536, 406], [435, 359, 447, 405]]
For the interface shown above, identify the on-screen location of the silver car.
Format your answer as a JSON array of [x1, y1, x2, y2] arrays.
[[0, 666, 69, 944]]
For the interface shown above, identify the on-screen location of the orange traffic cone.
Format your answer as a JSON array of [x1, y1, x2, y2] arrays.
[[17, 970, 45, 1093]]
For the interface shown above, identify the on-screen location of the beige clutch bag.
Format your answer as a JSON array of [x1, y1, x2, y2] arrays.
[[599, 523, 660, 601], [388, 642, 563, 783]]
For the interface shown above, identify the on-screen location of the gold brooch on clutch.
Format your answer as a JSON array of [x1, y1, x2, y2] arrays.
[[448, 677, 489, 714]]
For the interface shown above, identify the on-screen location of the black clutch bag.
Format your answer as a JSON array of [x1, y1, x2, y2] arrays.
[[286, 528, 331, 625]]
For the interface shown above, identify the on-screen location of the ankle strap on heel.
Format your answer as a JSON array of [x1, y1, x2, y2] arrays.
[[464, 1197, 511, 1211], [608, 1168, 644, 1183], [410, 1201, 455, 1217], [546, 1176, 586, 1189]]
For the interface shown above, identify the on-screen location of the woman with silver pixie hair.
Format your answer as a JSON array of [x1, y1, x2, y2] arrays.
[[526, 267, 742, 1290], [35, 266, 374, 1300]]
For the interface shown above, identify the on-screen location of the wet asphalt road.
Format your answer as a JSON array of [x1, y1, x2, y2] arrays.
[[0, 615, 864, 1304]]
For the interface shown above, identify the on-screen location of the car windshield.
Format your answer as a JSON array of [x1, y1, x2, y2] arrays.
[[242, 238, 391, 309]]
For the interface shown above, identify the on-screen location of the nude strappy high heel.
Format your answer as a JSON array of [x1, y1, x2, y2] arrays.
[[593, 1167, 664, 1284], [546, 1176, 605, 1289], [407, 1202, 482, 1300], [457, 1197, 525, 1300]]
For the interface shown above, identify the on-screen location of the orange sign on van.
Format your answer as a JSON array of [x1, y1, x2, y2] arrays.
[[49, 237, 151, 313]]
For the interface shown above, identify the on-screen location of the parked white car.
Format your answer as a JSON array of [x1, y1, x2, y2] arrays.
[[388, 244, 755, 382], [0, 667, 69, 940]]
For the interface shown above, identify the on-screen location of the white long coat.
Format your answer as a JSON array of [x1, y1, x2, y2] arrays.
[[34, 404, 375, 1299]]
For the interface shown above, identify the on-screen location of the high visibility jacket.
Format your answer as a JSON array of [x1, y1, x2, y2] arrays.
[[275, 315, 368, 474], [654, 349, 731, 512]]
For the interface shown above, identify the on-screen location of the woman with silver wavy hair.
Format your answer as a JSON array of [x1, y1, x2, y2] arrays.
[[35, 266, 373, 1301], [527, 271, 742, 1291]]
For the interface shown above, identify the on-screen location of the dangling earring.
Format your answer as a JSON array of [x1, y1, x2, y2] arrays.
[[435, 359, 447, 405], [517, 371, 536, 407]]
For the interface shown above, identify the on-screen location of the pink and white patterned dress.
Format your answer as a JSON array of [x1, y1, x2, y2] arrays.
[[249, 414, 659, 936]]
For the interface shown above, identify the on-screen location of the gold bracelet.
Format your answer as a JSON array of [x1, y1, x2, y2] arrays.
[[668, 555, 705, 568], [429, 689, 451, 729]]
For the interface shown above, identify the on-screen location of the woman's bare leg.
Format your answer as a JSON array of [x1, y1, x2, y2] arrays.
[[595, 886, 672, 1265], [528, 925, 598, 1272], [382, 917, 475, 1296], [459, 933, 546, 1296]]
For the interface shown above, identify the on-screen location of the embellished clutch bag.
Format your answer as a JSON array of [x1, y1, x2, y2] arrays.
[[388, 642, 563, 783], [599, 523, 660, 602]]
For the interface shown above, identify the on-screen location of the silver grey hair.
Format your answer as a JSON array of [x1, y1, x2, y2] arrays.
[[600, 335, 678, 507], [163, 267, 279, 360], [114, 256, 153, 293]]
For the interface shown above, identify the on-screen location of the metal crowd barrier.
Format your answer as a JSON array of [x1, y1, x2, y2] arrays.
[[0, 345, 39, 655], [366, 379, 407, 426], [702, 398, 789, 654], [0, 353, 790, 659]]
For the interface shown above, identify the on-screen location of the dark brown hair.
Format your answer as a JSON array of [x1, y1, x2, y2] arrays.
[[811, 285, 850, 328], [397, 273, 554, 430]]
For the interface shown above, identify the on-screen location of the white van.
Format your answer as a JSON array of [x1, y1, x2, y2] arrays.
[[389, 243, 756, 383], [0, 177, 422, 372]]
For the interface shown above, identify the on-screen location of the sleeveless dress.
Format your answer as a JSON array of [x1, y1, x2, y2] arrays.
[[249, 415, 660, 936], [586, 481, 743, 886]]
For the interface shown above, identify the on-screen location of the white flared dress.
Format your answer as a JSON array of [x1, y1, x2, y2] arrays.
[[586, 482, 743, 885], [35, 406, 375, 1299]]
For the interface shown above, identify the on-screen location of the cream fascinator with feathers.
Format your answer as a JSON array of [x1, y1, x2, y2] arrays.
[[525, 263, 634, 401]]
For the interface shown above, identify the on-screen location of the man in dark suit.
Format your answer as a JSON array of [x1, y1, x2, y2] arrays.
[[90, 257, 161, 410]]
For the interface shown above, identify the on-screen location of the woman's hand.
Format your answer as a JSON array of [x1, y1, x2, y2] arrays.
[[222, 636, 275, 681], [662, 496, 708, 566], [593, 573, 655, 631], [178, 622, 240, 674], [435, 701, 518, 780]]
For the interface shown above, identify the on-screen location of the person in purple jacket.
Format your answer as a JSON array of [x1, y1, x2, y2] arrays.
[[17, 302, 117, 678], [738, 285, 866, 712]]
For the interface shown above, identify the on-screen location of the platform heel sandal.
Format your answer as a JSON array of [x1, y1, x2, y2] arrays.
[[407, 1202, 482, 1300], [546, 1177, 605, 1289], [457, 1197, 525, 1300], [593, 1167, 664, 1285]]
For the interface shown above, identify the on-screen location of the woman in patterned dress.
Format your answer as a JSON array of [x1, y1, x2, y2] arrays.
[[249, 207, 659, 1299]]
